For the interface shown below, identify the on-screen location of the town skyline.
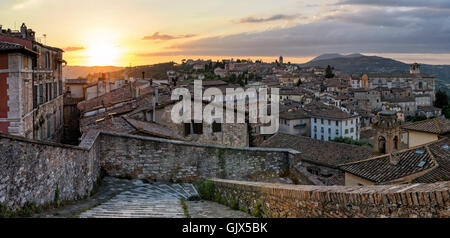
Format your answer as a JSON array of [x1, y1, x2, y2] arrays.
[[1, 0, 450, 66]]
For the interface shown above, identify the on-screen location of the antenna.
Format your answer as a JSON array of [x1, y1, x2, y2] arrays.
[[43, 34, 47, 45]]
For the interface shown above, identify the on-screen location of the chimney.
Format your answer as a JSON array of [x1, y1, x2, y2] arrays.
[[152, 88, 158, 122]]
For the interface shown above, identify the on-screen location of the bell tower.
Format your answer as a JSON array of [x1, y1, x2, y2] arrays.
[[373, 110, 401, 154], [410, 63, 420, 74]]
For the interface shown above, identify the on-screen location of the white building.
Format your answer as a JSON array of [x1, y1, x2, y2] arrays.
[[309, 105, 360, 141]]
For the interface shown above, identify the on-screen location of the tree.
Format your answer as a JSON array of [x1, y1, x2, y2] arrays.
[[434, 90, 449, 108], [325, 65, 335, 78]]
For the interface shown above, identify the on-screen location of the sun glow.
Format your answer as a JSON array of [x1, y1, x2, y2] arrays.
[[84, 30, 122, 66]]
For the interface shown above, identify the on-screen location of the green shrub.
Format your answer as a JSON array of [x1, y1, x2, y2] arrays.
[[230, 198, 239, 210], [196, 180, 215, 200], [253, 202, 263, 218]]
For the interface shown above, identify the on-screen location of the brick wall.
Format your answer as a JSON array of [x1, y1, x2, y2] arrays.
[[210, 178, 450, 218]]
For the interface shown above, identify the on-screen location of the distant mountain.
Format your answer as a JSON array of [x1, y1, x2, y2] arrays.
[[302, 54, 450, 94], [310, 53, 365, 62], [63, 66, 124, 79]]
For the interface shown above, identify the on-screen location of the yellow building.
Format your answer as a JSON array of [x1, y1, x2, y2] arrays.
[[401, 118, 450, 148]]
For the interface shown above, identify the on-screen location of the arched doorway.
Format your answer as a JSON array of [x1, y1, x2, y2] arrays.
[[393, 136, 399, 151], [378, 136, 386, 154]]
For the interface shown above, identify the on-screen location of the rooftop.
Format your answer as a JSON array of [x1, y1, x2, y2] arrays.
[[340, 138, 450, 184], [402, 118, 450, 135], [261, 133, 372, 168]]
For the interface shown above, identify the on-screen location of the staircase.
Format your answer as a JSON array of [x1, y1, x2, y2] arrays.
[[78, 180, 199, 218]]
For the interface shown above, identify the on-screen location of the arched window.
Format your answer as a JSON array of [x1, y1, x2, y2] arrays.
[[394, 136, 399, 151], [378, 136, 386, 154]]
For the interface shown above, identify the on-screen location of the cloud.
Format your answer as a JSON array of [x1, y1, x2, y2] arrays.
[[335, 0, 450, 9], [239, 14, 300, 23], [164, 7, 450, 57], [142, 32, 196, 41], [12, 0, 38, 9], [63, 46, 85, 52]]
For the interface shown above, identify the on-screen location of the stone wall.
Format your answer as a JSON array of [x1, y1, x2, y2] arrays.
[[98, 132, 297, 182], [210, 178, 450, 218], [0, 132, 100, 211]]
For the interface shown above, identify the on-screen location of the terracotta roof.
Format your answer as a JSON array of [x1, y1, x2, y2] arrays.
[[261, 133, 372, 168], [0, 41, 37, 54], [367, 73, 434, 79], [413, 139, 450, 183], [402, 118, 450, 135], [123, 117, 184, 140], [279, 108, 309, 120], [340, 138, 450, 184], [304, 102, 356, 120]]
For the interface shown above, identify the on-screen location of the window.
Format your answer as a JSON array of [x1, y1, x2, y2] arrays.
[[33, 85, 38, 108], [184, 121, 203, 135], [48, 83, 52, 101], [53, 82, 57, 98], [39, 84, 43, 104], [336, 121, 338, 126], [193, 122, 203, 134], [314, 118, 317, 123], [212, 121, 222, 133], [58, 80, 62, 95], [321, 119, 324, 124], [345, 129, 349, 134], [184, 123, 191, 136], [44, 83, 48, 102], [328, 128, 331, 134], [350, 128, 354, 133], [23, 56, 29, 70]]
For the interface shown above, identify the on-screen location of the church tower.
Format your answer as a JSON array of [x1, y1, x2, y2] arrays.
[[372, 110, 401, 154], [410, 63, 420, 74]]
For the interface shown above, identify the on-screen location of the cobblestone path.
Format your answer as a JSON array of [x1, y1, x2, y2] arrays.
[[78, 179, 199, 218]]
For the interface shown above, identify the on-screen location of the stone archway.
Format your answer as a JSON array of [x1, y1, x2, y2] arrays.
[[378, 136, 386, 154], [394, 136, 399, 151]]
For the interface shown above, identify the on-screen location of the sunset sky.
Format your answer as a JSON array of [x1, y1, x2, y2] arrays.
[[1, 0, 449, 66]]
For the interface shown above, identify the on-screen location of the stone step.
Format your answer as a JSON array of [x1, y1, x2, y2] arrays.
[[182, 183, 199, 198], [78, 182, 188, 218]]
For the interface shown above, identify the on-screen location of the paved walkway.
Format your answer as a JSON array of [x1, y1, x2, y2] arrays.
[[78, 179, 198, 218], [36, 177, 250, 218]]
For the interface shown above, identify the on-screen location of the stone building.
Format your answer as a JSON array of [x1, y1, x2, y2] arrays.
[[372, 110, 402, 154], [401, 117, 450, 148], [363, 63, 435, 102], [279, 108, 310, 136], [0, 24, 64, 141]]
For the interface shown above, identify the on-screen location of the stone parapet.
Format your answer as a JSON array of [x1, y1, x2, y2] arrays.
[[210, 178, 450, 218]]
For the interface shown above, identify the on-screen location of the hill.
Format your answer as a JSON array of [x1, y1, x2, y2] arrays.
[[63, 66, 124, 79]]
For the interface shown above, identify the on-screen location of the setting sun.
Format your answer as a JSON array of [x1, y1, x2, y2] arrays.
[[86, 43, 121, 66], [84, 30, 122, 66]]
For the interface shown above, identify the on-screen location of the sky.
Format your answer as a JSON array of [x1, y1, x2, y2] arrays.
[[1, 0, 449, 66]]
